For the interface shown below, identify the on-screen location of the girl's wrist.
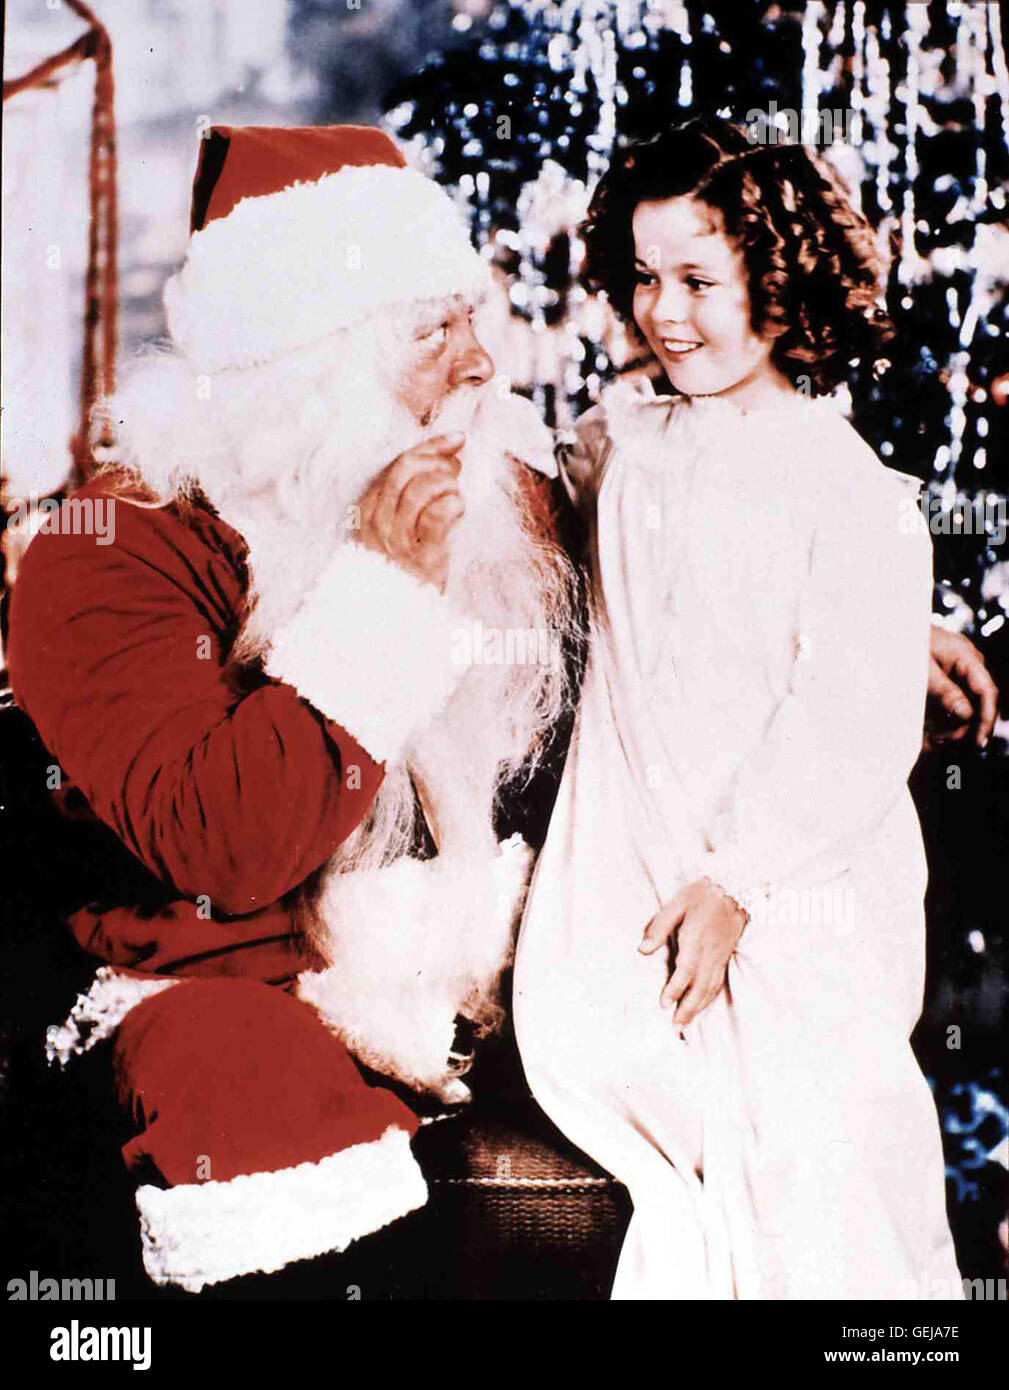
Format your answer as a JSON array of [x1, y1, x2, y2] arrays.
[[699, 875, 750, 928]]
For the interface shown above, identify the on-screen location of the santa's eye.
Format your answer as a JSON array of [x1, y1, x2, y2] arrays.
[[417, 321, 449, 345]]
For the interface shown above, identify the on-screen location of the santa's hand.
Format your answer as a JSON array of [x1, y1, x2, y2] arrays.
[[357, 432, 466, 590], [639, 879, 746, 1026], [925, 626, 998, 749]]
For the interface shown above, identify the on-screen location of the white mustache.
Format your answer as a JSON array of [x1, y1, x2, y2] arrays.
[[425, 385, 486, 437]]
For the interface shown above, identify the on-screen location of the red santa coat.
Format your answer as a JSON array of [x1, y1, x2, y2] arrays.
[[7, 478, 385, 983]]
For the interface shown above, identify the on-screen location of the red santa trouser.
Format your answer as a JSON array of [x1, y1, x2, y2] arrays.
[[112, 977, 417, 1185], [108, 977, 426, 1290]]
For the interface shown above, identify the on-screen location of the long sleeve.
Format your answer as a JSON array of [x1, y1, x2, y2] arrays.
[[7, 497, 387, 917], [697, 450, 934, 914]]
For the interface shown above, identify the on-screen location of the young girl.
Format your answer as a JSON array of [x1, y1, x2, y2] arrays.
[[514, 117, 962, 1300]]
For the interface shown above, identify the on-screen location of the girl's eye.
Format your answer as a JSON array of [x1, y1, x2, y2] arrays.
[[633, 268, 657, 287], [687, 277, 715, 292]]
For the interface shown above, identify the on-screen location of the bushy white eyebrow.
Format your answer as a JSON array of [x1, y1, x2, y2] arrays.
[[410, 293, 483, 335]]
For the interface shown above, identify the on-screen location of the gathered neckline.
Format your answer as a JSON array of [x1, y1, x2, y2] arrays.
[[595, 378, 840, 482], [604, 376, 833, 422], [664, 386, 829, 422]]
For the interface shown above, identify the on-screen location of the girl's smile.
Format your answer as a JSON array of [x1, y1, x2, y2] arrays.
[[659, 336, 704, 359]]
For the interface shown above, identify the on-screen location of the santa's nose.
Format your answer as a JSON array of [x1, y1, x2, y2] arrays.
[[449, 323, 495, 389]]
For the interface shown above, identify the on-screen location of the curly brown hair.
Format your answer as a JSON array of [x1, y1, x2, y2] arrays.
[[581, 116, 892, 394]]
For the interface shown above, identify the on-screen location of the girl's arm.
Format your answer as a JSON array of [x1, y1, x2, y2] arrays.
[[698, 449, 934, 919]]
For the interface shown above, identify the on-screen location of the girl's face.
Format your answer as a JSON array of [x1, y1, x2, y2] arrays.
[[631, 196, 788, 404]]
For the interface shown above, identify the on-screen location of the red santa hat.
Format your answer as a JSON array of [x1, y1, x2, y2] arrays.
[[164, 124, 491, 372]]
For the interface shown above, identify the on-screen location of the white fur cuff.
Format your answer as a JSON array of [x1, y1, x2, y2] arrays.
[[265, 544, 470, 765], [136, 1125, 426, 1292]]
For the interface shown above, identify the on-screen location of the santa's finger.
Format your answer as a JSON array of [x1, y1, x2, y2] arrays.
[[356, 487, 379, 539], [967, 668, 999, 745], [367, 486, 402, 555], [397, 470, 462, 533], [387, 435, 465, 486], [414, 431, 466, 458], [368, 470, 410, 549], [415, 492, 465, 540], [931, 665, 974, 722], [374, 446, 459, 529], [376, 464, 450, 549]]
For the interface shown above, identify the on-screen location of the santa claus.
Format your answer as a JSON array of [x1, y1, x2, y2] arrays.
[[7, 124, 578, 1293]]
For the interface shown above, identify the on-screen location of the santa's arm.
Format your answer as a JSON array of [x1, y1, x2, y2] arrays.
[[8, 523, 461, 917]]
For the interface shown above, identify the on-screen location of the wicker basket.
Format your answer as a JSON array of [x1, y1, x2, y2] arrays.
[[414, 1109, 631, 1299]]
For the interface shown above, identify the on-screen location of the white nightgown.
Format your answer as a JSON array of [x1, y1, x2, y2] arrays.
[[514, 381, 962, 1300]]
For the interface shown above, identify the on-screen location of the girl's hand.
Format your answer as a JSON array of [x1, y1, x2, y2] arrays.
[[639, 879, 747, 1026]]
